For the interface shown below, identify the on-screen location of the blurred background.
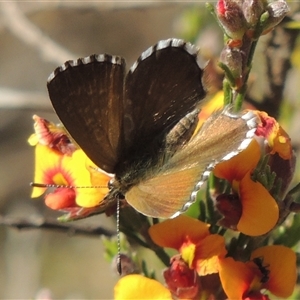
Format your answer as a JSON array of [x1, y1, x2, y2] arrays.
[[0, 1, 299, 299]]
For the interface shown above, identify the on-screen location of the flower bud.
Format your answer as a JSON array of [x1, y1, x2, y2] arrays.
[[242, 0, 265, 27], [163, 255, 200, 299], [28, 115, 76, 154], [263, 0, 289, 33], [216, 0, 247, 42], [112, 253, 138, 276], [220, 46, 243, 80]]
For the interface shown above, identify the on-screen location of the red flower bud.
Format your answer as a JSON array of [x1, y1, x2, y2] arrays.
[[216, 0, 247, 42], [164, 256, 200, 299]]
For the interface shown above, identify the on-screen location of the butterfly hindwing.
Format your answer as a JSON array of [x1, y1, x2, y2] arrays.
[[125, 167, 202, 218], [47, 55, 125, 173], [125, 109, 258, 218]]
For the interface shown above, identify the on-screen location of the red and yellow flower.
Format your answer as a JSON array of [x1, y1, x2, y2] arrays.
[[148, 215, 226, 298], [28, 115, 111, 220]]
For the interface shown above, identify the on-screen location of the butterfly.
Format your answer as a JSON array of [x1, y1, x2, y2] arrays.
[[47, 38, 257, 219]]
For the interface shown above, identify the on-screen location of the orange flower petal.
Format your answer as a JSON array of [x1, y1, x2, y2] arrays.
[[149, 215, 210, 250], [237, 174, 279, 236], [251, 246, 296, 298], [255, 111, 292, 160], [271, 126, 292, 160], [194, 234, 227, 275], [214, 139, 261, 182], [114, 274, 172, 300], [219, 257, 255, 300]]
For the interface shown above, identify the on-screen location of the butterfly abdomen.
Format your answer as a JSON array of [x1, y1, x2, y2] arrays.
[[165, 108, 200, 154]]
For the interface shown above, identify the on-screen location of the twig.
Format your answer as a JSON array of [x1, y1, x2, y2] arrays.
[[0, 214, 115, 238], [0, 88, 51, 110]]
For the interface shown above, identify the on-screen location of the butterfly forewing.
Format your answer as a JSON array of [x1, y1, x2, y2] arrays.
[[47, 55, 125, 173], [125, 109, 258, 218], [123, 39, 206, 151]]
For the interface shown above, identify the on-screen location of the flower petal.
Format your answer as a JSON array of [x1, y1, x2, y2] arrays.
[[214, 139, 261, 182], [31, 145, 110, 209], [31, 144, 63, 198], [271, 126, 292, 160], [219, 257, 255, 300], [149, 215, 210, 250], [114, 274, 172, 300], [251, 245, 296, 298], [45, 188, 76, 210], [30, 115, 76, 154], [255, 111, 292, 160], [61, 149, 110, 208], [194, 234, 227, 275], [237, 174, 279, 236]]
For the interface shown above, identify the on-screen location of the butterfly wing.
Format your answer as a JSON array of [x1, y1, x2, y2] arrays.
[[125, 168, 202, 218], [123, 39, 206, 151], [47, 55, 125, 173], [125, 109, 258, 218]]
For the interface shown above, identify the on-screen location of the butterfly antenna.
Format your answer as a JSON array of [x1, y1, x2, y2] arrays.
[[116, 197, 122, 275], [30, 182, 107, 189]]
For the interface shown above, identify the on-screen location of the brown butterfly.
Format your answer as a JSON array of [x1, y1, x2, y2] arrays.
[[47, 38, 257, 218]]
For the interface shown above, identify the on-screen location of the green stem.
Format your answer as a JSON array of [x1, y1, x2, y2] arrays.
[[223, 79, 233, 106]]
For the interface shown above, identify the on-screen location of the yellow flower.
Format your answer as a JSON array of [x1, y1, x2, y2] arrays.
[[29, 115, 111, 219], [114, 274, 172, 300]]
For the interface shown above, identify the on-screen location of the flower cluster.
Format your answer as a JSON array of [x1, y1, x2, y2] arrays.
[[216, 0, 289, 45], [213, 0, 289, 99], [115, 216, 296, 299], [112, 91, 297, 299]]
